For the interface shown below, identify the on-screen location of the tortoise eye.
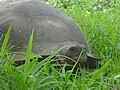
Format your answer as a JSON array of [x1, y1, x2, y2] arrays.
[[69, 46, 77, 52]]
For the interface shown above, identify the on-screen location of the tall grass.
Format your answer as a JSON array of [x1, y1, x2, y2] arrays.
[[0, 0, 120, 90]]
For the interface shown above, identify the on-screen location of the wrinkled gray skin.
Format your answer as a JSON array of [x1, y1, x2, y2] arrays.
[[0, 0, 99, 69]]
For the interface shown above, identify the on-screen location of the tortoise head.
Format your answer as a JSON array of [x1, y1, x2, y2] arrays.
[[58, 44, 100, 69]]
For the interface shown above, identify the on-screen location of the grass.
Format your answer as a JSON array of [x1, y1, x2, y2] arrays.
[[0, 0, 120, 90]]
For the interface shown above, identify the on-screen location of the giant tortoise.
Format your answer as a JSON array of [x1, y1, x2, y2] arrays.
[[0, 0, 100, 69]]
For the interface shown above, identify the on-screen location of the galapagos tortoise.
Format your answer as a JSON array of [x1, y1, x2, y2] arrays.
[[0, 0, 100, 69]]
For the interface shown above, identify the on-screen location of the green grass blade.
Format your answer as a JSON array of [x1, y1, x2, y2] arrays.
[[31, 76, 57, 90], [23, 29, 34, 82], [0, 25, 12, 56], [72, 48, 84, 71]]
